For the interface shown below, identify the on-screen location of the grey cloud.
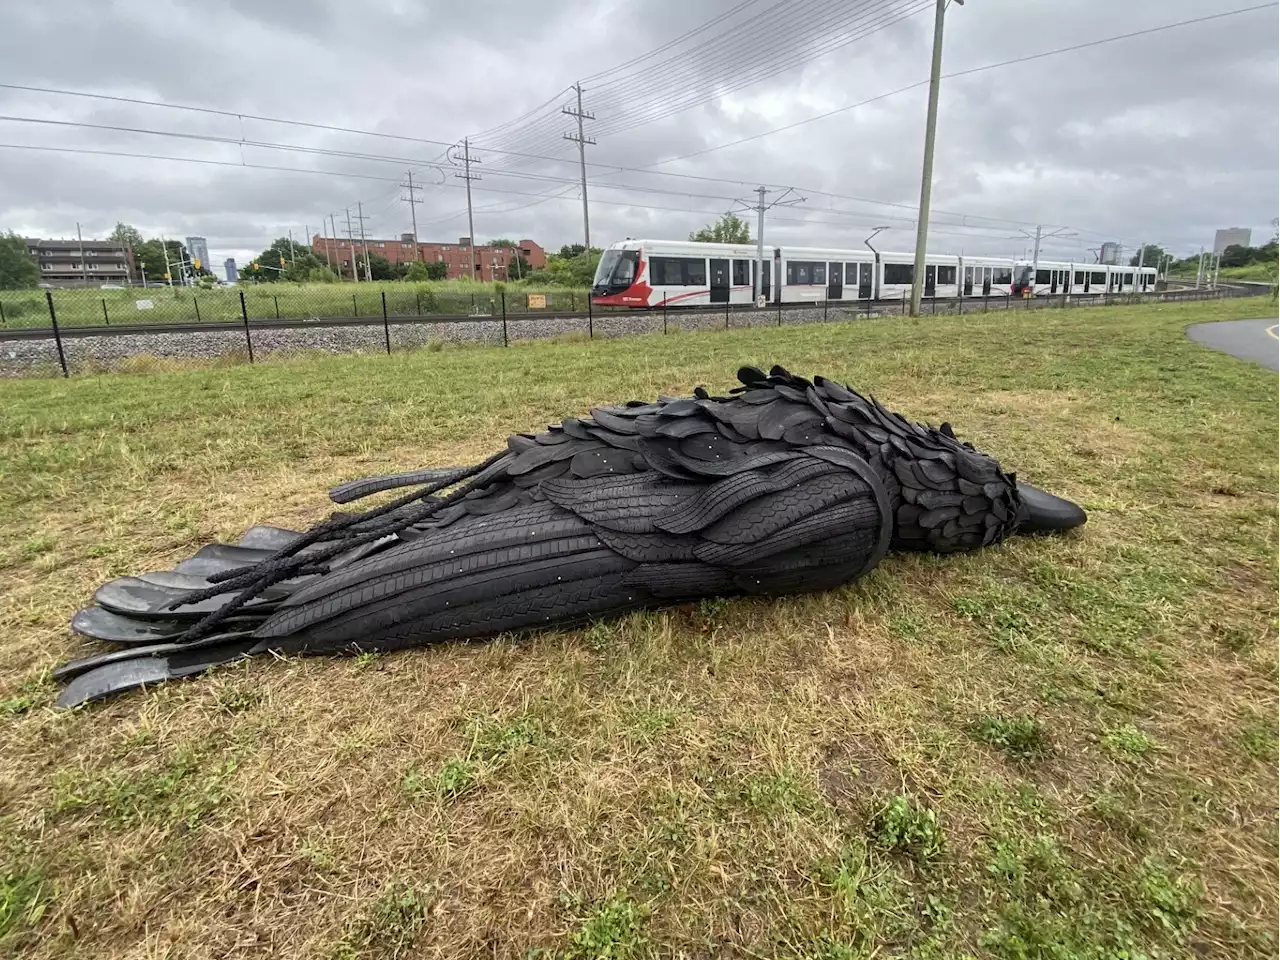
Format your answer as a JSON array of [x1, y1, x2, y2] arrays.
[[0, 0, 1274, 270]]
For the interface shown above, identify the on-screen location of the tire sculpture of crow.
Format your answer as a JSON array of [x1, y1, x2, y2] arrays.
[[54, 365, 1086, 708]]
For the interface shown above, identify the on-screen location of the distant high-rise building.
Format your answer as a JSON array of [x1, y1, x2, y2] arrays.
[[185, 236, 211, 272], [1213, 227, 1251, 255], [1099, 241, 1121, 265], [224, 258, 238, 282]]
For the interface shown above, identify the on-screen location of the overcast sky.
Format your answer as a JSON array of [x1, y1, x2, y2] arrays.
[[0, 0, 1275, 277]]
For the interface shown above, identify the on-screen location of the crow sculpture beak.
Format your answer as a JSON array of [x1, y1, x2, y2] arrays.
[[1015, 482, 1087, 534]]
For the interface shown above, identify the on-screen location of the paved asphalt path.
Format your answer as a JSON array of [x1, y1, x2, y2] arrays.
[[1186, 318, 1278, 372]]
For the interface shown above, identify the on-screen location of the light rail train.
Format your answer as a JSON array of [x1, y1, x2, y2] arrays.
[[591, 239, 1158, 307]]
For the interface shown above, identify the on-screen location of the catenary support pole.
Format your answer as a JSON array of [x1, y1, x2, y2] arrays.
[[755, 186, 767, 304]]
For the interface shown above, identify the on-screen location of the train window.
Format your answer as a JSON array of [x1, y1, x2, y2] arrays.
[[1090, 271, 1106, 284], [1035, 269, 1051, 284], [650, 256, 705, 286], [845, 263, 858, 284], [992, 267, 1012, 285], [1074, 271, 1085, 284], [936, 265, 956, 285], [1123, 272, 1134, 284], [733, 260, 749, 285], [883, 263, 913, 284], [785, 260, 826, 284]]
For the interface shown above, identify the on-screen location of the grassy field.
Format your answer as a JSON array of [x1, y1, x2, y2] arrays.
[[1169, 264, 1277, 285], [0, 280, 597, 329], [0, 297, 1275, 959]]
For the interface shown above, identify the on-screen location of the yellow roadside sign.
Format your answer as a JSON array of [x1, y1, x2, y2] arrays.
[[527, 293, 547, 309]]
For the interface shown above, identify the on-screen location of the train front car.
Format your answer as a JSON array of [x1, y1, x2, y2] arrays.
[[591, 243, 648, 307]]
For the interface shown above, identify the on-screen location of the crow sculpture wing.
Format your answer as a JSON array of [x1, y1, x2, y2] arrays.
[[55, 365, 1086, 707]]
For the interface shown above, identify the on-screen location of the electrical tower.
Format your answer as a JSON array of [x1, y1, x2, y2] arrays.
[[352, 202, 372, 281], [562, 82, 595, 249], [732, 187, 804, 304], [344, 208, 360, 282], [450, 139, 482, 279], [401, 169, 424, 258]]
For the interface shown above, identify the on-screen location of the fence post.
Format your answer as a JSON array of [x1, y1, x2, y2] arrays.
[[46, 291, 69, 378], [192, 297, 201, 323], [662, 298, 668, 335], [588, 293, 593, 339], [501, 290, 508, 347], [570, 291, 576, 312], [415, 291, 422, 316], [726, 298, 731, 330], [101, 298, 110, 325], [239, 290, 254, 363], [823, 295, 828, 323], [0, 300, 6, 325], [777, 297, 782, 327], [352, 293, 358, 318], [381, 291, 391, 355]]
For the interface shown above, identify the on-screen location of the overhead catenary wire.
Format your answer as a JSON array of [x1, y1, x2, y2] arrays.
[[638, 3, 1276, 168], [0, 141, 1123, 250], [1, 5, 1257, 254]]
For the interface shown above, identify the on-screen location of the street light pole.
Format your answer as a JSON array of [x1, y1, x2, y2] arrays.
[[909, 0, 958, 317]]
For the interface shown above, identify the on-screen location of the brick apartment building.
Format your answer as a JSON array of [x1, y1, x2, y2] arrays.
[[311, 234, 546, 281], [25, 238, 135, 287]]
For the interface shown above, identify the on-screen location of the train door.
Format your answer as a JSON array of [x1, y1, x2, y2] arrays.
[[982, 268, 992, 296], [828, 262, 842, 300], [709, 258, 730, 303], [963, 266, 974, 296], [924, 265, 937, 297], [1049, 270, 1059, 294], [858, 263, 872, 299]]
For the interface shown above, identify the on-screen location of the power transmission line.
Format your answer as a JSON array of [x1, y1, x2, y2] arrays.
[[640, 3, 1276, 168], [401, 169, 423, 255], [450, 138, 482, 278], [562, 82, 595, 248]]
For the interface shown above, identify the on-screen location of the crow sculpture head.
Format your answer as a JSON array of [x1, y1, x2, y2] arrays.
[[54, 364, 1086, 708]]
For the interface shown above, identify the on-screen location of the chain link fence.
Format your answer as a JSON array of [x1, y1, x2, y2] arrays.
[[0, 282, 1261, 379]]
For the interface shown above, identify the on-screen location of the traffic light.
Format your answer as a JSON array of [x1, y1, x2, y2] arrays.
[[279, 256, 286, 267], [193, 257, 201, 270]]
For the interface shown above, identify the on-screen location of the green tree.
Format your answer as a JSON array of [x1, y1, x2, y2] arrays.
[[425, 260, 448, 281], [242, 237, 301, 282], [403, 261, 431, 282], [487, 237, 516, 247], [108, 222, 144, 248], [532, 246, 602, 286], [133, 238, 188, 284], [1218, 244, 1252, 268], [689, 213, 750, 244], [1129, 243, 1166, 268], [0, 231, 39, 290], [366, 254, 397, 281], [281, 253, 331, 282], [557, 243, 587, 259]]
